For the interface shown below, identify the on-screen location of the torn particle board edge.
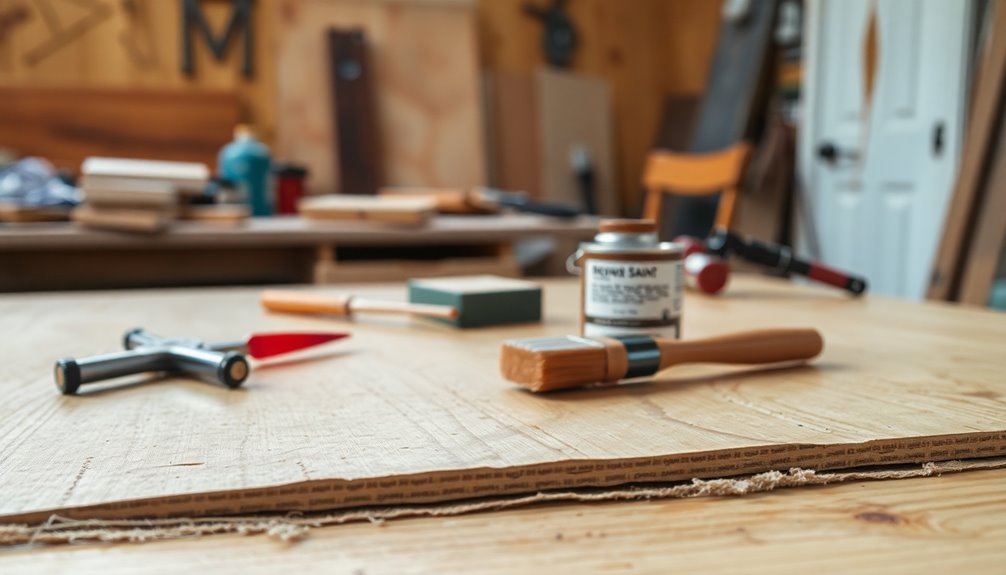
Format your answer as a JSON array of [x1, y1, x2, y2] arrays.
[[4, 457, 1004, 547], [3, 431, 1005, 526]]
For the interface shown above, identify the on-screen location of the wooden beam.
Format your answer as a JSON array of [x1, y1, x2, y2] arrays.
[[928, 3, 1006, 301]]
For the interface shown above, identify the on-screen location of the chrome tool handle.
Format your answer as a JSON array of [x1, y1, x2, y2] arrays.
[[168, 347, 249, 389], [123, 327, 164, 350], [55, 348, 172, 395]]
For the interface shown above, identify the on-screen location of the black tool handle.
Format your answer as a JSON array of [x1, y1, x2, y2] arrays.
[[496, 195, 582, 218], [707, 229, 868, 296], [55, 348, 173, 395]]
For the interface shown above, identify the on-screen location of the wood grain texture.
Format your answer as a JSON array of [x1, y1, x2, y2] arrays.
[[485, 69, 615, 212], [0, 276, 1004, 524], [643, 143, 752, 233], [3, 467, 1005, 572], [0, 87, 239, 172], [928, 3, 1006, 301], [0, 0, 275, 145], [958, 93, 1006, 306], [536, 69, 616, 215], [327, 28, 383, 195], [478, 0, 723, 213], [484, 71, 541, 198], [275, 0, 486, 195]]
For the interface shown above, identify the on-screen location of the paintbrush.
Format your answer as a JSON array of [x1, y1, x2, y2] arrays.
[[261, 290, 459, 320], [500, 328, 823, 392]]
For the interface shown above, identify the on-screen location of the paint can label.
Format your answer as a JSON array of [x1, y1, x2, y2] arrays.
[[583, 258, 683, 339]]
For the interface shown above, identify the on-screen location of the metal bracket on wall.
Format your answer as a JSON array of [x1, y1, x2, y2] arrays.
[[524, 0, 576, 69], [180, 0, 253, 77]]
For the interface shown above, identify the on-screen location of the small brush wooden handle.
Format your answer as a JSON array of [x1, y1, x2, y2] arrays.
[[261, 290, 354, 316], [260, 290, 458, 320], [656, 328, 823, 369], [348, 297, 458, 319]]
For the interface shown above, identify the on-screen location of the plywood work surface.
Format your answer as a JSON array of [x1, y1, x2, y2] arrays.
[[1, 276, 1005, 524]]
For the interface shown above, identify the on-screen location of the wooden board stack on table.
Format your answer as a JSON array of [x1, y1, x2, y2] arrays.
[[299, 195, 437, 226], [0, 276, 1003, 540], [74, 157, 211, 233]]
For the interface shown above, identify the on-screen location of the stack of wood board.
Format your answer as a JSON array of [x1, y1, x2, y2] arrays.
[[0, 276, 1003, 525], [74, 158, 244, 232], [299, 195, 436, 226]]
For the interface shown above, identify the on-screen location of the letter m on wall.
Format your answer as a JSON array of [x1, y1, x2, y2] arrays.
[[181, 0, 253, 77]]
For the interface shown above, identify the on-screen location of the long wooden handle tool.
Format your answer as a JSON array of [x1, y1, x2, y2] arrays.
[[261, 290, 458, 320]]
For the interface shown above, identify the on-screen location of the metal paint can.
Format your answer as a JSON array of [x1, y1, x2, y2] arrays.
[[569, 219, 684, 339]]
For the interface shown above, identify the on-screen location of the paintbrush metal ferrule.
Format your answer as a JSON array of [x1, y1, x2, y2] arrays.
[[611, 335, 662, 379]]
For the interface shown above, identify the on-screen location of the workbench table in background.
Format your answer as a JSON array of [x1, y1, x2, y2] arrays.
[[0, 214, 599, 291]]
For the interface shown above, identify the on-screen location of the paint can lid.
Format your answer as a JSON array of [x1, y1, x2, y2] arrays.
[[598, 219, 656, 234], [576, 218, 682, 258]]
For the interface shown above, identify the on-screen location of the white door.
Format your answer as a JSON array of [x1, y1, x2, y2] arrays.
[[799, 0, 974, 299]]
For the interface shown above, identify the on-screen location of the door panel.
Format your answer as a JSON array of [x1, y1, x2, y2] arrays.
[[801, 0, 972, 300]]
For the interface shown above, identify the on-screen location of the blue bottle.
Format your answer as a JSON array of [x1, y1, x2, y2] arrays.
[[218, 125, 272, 216]]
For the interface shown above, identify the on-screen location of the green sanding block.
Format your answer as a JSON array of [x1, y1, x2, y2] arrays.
[[408, 275, 542, 328]]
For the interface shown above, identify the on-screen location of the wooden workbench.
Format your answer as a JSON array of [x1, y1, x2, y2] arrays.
[[0, 276, 1003, 572], [0, 214, 599, 291]]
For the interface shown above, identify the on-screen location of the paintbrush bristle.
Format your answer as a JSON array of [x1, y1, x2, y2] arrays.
[[500, 336, 608, 392]]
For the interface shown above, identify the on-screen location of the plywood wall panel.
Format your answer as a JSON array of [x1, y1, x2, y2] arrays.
[[0, 0, 275, 147], [275, 0, 487, 195], [477, 0, 723, 212]]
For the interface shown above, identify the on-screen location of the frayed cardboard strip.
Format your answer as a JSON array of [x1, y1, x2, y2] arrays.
[[3, 457, 1004, 547]]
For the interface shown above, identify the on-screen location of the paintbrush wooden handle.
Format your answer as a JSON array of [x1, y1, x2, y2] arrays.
[[260, 290, 457, 320], [656, 329, 823, 369]]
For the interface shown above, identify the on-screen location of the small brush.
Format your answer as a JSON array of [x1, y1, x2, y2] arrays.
[[261, 290, 458, 320], [500, 328, 823, 392]]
